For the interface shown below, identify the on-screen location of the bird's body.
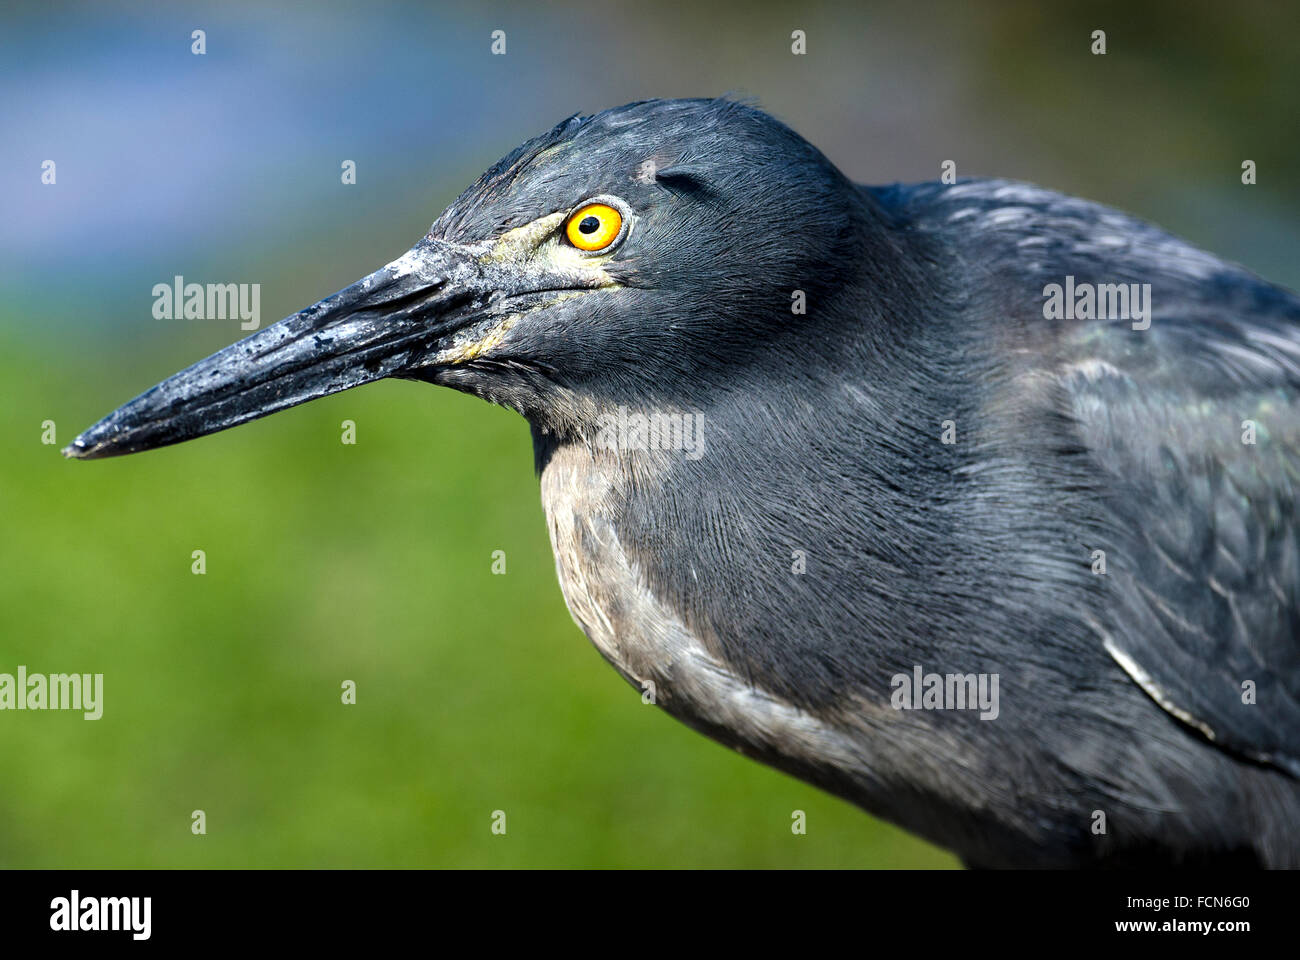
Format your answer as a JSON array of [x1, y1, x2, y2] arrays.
[[535, 176, 1300, 867], [68, 98, 1300, 867]]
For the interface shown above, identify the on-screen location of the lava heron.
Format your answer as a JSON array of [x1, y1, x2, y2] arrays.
[[67, 98, 1300, 868]]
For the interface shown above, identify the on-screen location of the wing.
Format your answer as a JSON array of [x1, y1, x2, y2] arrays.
[[892, 178, 1300, 776], [1039, 198, 1300, 777], [1064, 313, 1300, 778]]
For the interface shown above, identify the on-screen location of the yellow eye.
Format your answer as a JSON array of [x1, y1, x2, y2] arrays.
[[565, 202, 623, 252]]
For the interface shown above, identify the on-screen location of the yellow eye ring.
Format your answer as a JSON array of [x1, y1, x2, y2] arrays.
[[565, 202, 623, 252]]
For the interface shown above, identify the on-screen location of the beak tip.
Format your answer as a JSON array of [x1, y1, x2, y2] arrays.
[[63, 432, 107, 460]]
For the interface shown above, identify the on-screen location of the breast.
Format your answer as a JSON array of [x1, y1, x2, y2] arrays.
[[533, 439, 1133, 866], [536, 441, 874, 787], [537, 440, 692, 689]]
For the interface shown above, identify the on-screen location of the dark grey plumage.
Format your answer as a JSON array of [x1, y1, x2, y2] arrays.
[[68, 98, 1300, 868]]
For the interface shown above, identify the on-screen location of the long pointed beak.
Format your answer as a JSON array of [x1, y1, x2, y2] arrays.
[[65, 238, 486, 460]]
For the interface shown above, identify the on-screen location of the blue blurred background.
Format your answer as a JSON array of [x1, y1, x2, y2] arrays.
[[1, 0, 1295, 867]]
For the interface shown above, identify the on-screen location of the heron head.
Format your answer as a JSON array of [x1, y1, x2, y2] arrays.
[[67, 98, 870, 459]]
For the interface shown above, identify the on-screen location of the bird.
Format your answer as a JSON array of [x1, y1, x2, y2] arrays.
[[65, 97, 1300, 868]]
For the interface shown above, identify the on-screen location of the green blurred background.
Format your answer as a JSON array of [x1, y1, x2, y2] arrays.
[[1, 0, 1296, 868]]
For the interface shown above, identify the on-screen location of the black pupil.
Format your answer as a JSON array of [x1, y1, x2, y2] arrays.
[[578, 215, 601, 234]]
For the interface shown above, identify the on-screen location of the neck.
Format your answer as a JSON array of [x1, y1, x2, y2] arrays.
[[532, 217, 977, 711]]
